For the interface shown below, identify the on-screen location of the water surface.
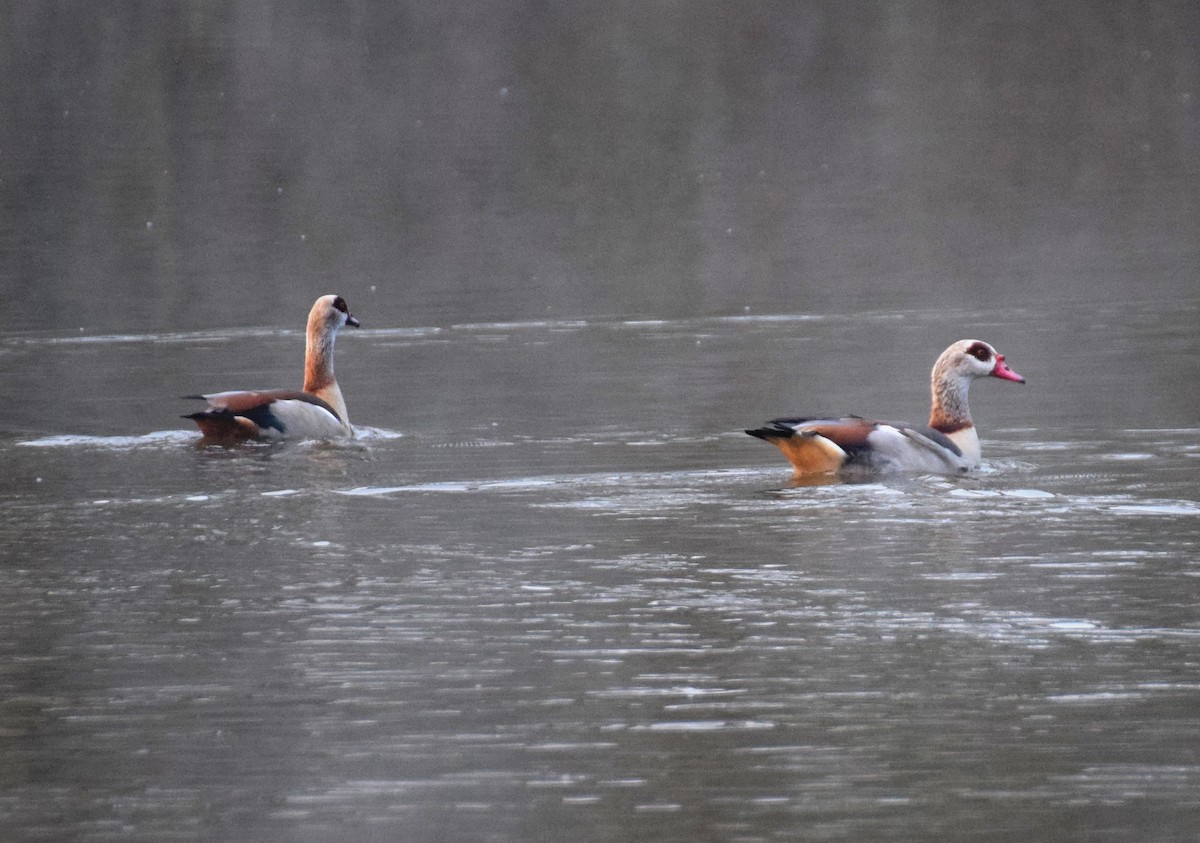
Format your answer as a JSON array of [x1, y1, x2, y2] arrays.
[[3, 304, 1198, 842], [2, 2, 1199, 840]]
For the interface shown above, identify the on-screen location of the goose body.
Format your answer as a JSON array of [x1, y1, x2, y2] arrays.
[[185, 295, 360, 442], [747, 340, 1024, 478]]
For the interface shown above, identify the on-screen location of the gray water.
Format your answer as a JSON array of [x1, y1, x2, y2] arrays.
[[2, 4, 1199, 842]]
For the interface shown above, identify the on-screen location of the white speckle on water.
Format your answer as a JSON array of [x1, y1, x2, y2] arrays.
[[949, 488, 1053, 500], [17, 430, 196, 450], [949, 489, 1000, 498], [1110, 503, 1200, 516]]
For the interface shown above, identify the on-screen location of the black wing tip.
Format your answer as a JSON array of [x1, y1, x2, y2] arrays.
[[748, 415, 832, 438], [746, 423, 793, 441], [182, 409, 231, 421]]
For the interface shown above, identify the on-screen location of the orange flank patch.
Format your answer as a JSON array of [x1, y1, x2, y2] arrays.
[[769, 432, 847, 476], [188, 413, 259, 442]]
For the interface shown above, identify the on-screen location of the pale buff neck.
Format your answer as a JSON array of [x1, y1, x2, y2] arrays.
[[303, 313, 337, 394], [928, 358, 973, 433], [303, 314, 350, 429]]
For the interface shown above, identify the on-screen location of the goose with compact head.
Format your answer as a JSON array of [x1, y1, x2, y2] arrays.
[[746, 340, 1025, 477], [185, 295, 360, 441]]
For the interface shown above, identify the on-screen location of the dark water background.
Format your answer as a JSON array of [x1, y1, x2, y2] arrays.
[[2, 3, 1199, 842]]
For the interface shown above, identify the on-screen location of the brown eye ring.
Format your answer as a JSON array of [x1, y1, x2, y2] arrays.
[[966, 342, 991, 362]]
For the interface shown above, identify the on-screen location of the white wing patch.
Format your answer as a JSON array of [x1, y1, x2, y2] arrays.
[[866, 424, 970, 473], [267, 399, 351, 439]]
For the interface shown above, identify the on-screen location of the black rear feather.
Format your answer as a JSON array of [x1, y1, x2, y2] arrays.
[[745, 422, 795, 441], [746, 415, 846, 441]]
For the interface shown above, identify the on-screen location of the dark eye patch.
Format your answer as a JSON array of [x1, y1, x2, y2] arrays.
[[967, 342, 991, 362], [333, 297, 349, 313]]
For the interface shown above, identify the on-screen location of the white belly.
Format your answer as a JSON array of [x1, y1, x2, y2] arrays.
[[946, 427, 981, 467], [864, 425, 973, 474]]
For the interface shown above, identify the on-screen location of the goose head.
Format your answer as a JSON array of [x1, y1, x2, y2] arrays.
[[929, 339, 1024, 438], [936, 339, 1025, 386], [308, 294, 361, 335]]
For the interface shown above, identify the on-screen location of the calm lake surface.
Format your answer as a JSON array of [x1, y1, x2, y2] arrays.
[[2, 2, 1199, 841], [2, 302, 1198, 842]]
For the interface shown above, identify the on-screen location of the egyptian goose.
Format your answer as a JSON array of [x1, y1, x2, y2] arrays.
[[184, 294, 360, 441], [747, 339, 1025, 477]]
